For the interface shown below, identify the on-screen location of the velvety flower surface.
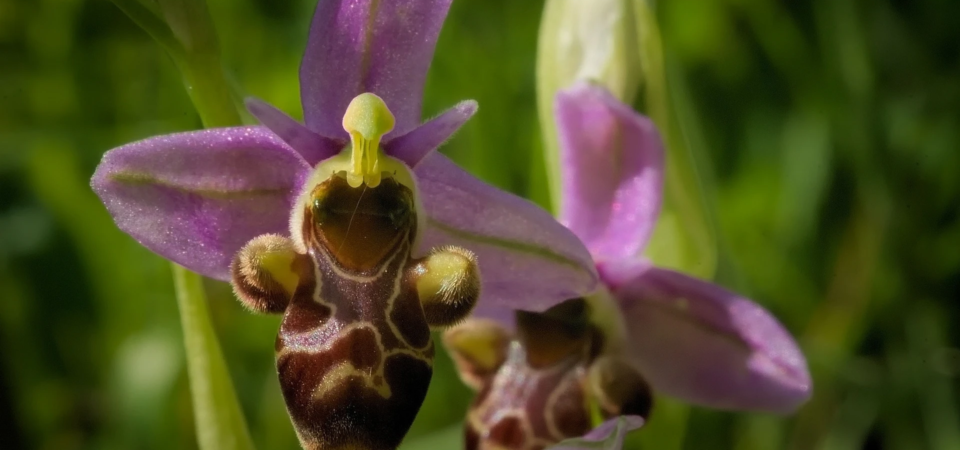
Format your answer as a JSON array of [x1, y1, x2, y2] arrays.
[[540, 82, 812, 449], [91, 0, 597, 313]]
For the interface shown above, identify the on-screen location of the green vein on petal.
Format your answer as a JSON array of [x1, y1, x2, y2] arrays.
[[426, 217, 594, 275], [109, 171, 290, 200]]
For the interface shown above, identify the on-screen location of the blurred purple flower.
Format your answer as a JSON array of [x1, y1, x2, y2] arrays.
[[90, 0, 598, 312], [549, 417, 644, 450], [557, 83, 811, 448], [557, 82, 810, 413], [454, 82, 811, 450]]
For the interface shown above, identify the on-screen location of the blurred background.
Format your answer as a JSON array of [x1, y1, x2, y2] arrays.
[[1, 0, 958, 449]]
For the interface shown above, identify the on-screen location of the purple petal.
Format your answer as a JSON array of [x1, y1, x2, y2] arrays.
[[245, 97, 345, 166], [300, 0, 452, 139], [91, 126, 311, 280], [467, 304, 516, 330], [414, 153, 599, 315], [384, 100, 477, 168], [555, 83, 664, 261], [599, 258, 811, 413], [547, 416, 644, 450]]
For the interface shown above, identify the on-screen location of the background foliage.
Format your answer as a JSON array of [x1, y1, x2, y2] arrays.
[[1, 0, 958, 449]]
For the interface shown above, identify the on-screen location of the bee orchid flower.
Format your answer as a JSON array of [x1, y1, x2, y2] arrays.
[[91, 1, 597, 449], [445, 82, 812, 450]]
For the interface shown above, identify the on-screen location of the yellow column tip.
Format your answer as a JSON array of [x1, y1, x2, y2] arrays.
[[341, 93, 396, 188]]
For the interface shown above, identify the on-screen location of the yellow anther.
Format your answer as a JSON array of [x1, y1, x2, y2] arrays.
[[342, 93, 395, 188]]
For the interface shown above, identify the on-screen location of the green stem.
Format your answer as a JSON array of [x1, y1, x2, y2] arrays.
[[173, 265, 255, 450], [112, 1, 253, 449], [177, 54, 242, 128], [166, 20, 252, 450], [168, 19, 249, 450], [534, 0, 566, 214], [630, 397, 689, 450], [633, 0, 717, 279], [111, 0, 185, 59]]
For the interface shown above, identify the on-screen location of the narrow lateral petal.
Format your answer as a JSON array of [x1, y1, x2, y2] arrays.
[[300, 0, 452, 139], [414, 153, 599, 315], [599, 259, 811, 413], [548, 416, 643, 450], [91, 126, 311, 280], [245, 97, 344, 166], [555, 83, 664, 261], [384, 100, 477, 168]]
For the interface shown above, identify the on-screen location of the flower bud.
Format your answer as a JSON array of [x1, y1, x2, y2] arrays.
[[538, 0, 641, 105], [537, 0, 641, 212]]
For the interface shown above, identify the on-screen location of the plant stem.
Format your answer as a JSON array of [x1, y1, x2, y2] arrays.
[[164, 6, 251, 448], [173, 265, 255, 450], [111, 1, 253, 449], [168, 46, 251, 449]]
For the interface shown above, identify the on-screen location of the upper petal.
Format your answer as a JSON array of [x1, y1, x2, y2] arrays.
[[245, 97, 345, 166], [300, 0, 452, 139], [384, 100, 477, 168], [414, 153, 599, 315], [600, 258, 811, 413], [91, 126, 311, 280], [555, 83, 664, 261], [547, 416, 643, 450]]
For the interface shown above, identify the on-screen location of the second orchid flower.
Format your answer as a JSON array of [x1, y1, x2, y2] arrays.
[[446, 83, 812, 450]]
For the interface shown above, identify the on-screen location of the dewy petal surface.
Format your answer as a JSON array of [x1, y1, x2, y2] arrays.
[[555, 83, 664, 260], [300, 0, 452, 139], [599, 258, 811, 413], [245, 97, 344, 166], [91, 126, 311, 280], [384, 100, 477, 168], [547, 416, 643, 450], [414, 153, 599, 314]]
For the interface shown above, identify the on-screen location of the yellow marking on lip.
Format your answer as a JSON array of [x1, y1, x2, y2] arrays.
[[277, 239, 433, 359], [305, 237, 434, 354], [277, 320, 432, 365], [544, 371, 588, 440], [312, 361, 392, 400]]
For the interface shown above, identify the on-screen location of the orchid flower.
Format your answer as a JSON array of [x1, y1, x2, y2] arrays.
[[445, 83, 812, 450], [92, 1, 598, 448]]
